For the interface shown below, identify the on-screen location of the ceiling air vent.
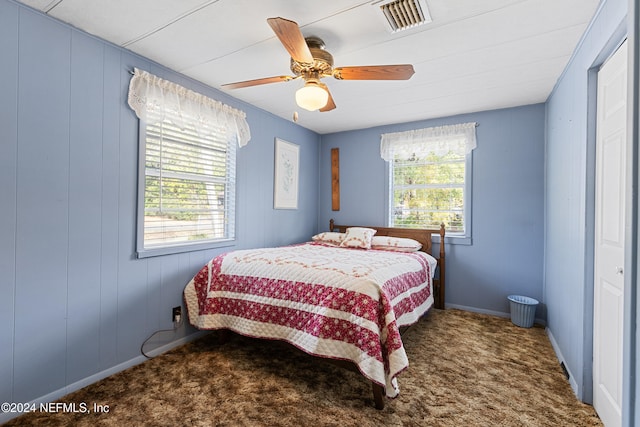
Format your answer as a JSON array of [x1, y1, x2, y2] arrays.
[[374, 0, 432, 33]]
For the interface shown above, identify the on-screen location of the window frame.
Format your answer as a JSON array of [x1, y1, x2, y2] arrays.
[[384, 141, 473, 246], [135, 118, 237, 259]]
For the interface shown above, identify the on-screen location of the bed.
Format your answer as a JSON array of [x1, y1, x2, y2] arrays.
[[183, 220, 445, 409]]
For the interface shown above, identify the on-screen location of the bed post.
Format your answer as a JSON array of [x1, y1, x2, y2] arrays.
[[438, 223, 446, 309]]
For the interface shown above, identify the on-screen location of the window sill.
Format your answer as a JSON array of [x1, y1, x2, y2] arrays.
[[136, 239, 236, 259], [432, 234, 472, 246]]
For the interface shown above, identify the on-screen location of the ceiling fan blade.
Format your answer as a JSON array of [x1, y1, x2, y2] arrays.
[[333, 65, 415, 80], [267, 17, 314, 64], [319, 83, 336, 112], [222, 75, 296, 89]]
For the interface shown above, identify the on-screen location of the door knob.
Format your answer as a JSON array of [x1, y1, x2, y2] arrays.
[[616, 266, 624, 275]]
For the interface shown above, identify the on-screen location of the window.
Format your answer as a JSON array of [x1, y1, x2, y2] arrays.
[[128, 68, 250, 257], [381, 122, 476, 241]]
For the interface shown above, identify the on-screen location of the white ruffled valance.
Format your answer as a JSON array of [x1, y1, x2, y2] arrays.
[[127, 68, 251, 147], [380, 122, 477, 161]]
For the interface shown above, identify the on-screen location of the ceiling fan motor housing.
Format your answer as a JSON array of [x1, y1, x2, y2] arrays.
[[290, 37, 334, 79]]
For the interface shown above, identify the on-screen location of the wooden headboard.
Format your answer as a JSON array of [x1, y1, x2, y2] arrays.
[[329, 219, 446, 310]]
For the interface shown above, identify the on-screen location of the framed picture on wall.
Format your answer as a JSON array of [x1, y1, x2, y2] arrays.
[[273, 138, 299, 209]]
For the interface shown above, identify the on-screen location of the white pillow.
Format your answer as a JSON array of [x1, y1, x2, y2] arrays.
[[371, 236, 422, 252], [339, 227, 377, 250], [311, 232, 345, 247]]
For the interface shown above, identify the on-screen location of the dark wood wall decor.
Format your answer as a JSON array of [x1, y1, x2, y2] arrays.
[[331, 148, 340, 210]]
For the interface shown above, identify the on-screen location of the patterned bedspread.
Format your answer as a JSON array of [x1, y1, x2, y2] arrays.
[[183, 242, 436, 398]]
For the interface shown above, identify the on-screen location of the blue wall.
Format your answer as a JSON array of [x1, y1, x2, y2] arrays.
[[544, 0, 627, 404], [318, 105, 546, 318], [0, 0, 319, 413]]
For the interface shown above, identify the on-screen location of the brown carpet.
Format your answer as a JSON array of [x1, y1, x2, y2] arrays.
[[4, 309, 602, 426]]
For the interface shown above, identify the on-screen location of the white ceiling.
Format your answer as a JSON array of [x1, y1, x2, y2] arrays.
[[18, 0, 601, 134]]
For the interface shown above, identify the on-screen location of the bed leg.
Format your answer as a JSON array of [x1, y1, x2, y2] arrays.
[[372, 383, 385, 410]]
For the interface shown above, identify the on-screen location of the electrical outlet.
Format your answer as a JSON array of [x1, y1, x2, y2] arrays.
[[172, 306, 182, 324]]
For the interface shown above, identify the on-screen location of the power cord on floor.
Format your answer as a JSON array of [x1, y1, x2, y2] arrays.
[[140, 315, 184, 359]]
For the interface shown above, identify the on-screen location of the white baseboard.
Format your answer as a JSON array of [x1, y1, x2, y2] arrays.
[[445, 303, 510, 319], [546, 328, 579, 398], [445, 303, 546, 327], [0, 331, 209, 424]]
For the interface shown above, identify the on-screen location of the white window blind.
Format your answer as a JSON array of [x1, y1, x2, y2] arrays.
[[382, 123, 476, 236], [142, 109, 236, 251]]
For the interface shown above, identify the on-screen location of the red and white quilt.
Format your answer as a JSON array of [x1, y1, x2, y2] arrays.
[[183, 242, 436, 397]]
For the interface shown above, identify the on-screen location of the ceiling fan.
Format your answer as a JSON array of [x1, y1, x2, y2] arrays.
[[222, 17, 415, 112]]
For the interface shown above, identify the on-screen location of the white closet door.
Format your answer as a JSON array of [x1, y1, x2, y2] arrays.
[[593, 39, 627, 427]]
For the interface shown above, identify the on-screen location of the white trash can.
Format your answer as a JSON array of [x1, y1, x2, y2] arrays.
[[507, 295, 539, 328]]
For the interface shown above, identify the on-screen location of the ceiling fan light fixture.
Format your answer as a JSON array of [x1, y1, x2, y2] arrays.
[[295, 82, 329, 111]]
